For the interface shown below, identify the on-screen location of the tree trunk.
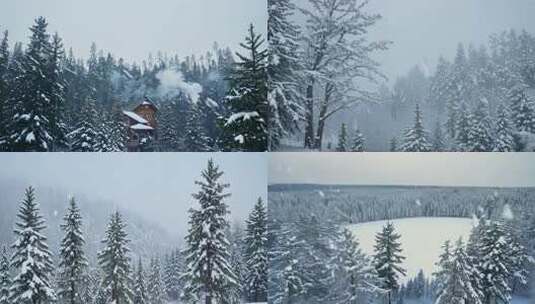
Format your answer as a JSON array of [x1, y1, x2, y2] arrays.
[[314, 84, 332, 150], [304, 82, 315, 149]]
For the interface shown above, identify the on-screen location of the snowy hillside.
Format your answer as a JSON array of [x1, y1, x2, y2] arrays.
[[348, 217, 473, 282]]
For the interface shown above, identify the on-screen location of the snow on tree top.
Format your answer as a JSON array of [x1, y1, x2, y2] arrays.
[[122, 111, 148, 124], [130, 123, 154, 130]]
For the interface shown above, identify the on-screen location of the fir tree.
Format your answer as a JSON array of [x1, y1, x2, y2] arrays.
[[432, 240, 452, 297], [58, 197, 88, 304], [46, 32, 67, 150], [351, 128, 365, 152], [184, 104, 210, 151], [336, 123, 348, 152], [133, 259, 147, 304], [221, 24, 268, 151], [493, 103, 515, 152], [454, 101, 472, 151], [467, 99, 493, 151], [163, 249, 182, 301], [431, 121, 445, 152], [9, 186, 57, 304], [146, 257, 166, 304], [182, 159, 238, 304], [389, 137, 398, 152], [435, 239, 483, 304], [0, 246, 10, 304], [98, 211, 133, 304], [0, 30, 9, 145], [69, 98, 99, 151], [509, 84, 535, 133], [332, 229, 382, 304], [244, 198, 268, 302], [5, 17, 55, 151], [373, 222, 406, 304], [400, 104, 431, 152]]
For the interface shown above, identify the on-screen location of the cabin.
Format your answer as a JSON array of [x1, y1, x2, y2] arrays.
[[123, 97, 159, 151]]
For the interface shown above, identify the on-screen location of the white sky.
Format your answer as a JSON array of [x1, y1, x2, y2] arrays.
[[0, 153, 267, 235], [1, 0, 267, 62], [269, 153, 535, 187]]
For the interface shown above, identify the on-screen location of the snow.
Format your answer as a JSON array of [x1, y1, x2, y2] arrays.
[[130, 123, 154, 130], [123, 111, 148, 124], [234, 135, 245, 144], [347, 217, 473, 282]]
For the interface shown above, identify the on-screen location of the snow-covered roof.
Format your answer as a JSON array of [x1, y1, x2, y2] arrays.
[[134, 96, 158, 111], [123, 111, 148, 124], [130, 123, 154, 130]]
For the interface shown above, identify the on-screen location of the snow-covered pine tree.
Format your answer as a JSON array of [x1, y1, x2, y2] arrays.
[[9, 186, 57, 304], [184, 103, 210, 152], [182, 159, 238, 304], [389, 137, 398, 152], [373, 222, 406, 304], [133, 259, 147, 304], [336, 123, 348, 152], [0, 30, 9, 146], [454, 101, 472, 151], [432, 240, 452, 298], [435, 238, 483, 304], [46, 32, 68, 150], [429, 56, 451, 115], [494, 103, 515, 151], [69, 98, 99, 151], [5, 17, 55, 151], [221, 24, 268, 152], [244, 198, 267, 302], [227, 223, 245, 304], [267, 0, 303, 150], [509, 84, 535, 133], [400, 104, 431, 152], [98, 211, 133, 304], [431, 121, 445, 152], [331, 229, 382, 304], [58, 197, 88, 304], [158, 100, 180, 151], [164, 249, 182, 301], [351, 128, 365, 152], [478, 220, 529, 304], [467, 99, 494, 151], [0, 246, 10, 304], [146, 257, 166, 304]]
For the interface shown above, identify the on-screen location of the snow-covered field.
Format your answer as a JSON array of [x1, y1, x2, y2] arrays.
[[347, 217, 474, 282]]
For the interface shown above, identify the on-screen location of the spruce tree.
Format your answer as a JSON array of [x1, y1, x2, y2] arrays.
[[221, 24, 268, 151], [69, 98, 99, 151], [146, 257, 166, 304], [435, 239, 483, 304], [0, 246, 10, 304], [400, 104, 431, 152], [432, 240, 452, 296], [467, 99, 493, 151], [373, 222, 406, 304], [9, 186, 57, 304], [0, 30, 9, 145], [332, 229, 382, 304], [46, 32, 67, 150], [133, 259, 147, 304], [182, 159, 238, 304], [98, 211, 133, 304], [184, 104, 210, 151], [351, 128, 365, 152], [509, 84, 535, 133], [5, 17, 55, 151], [389, 137, 398, 152], [493, 103, 515, 151], [431, 121, 445, 152], [336, 123, 348, 152], [163, 249, 182, 301], [454, 101, 472, 151], [58, 197, 88, 304], [244, 198, 268, 302]]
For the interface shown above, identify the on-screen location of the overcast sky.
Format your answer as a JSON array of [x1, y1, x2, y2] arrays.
[[1, 0, 267, 62], [294, 0, 535, 81], [0, 153, 267, 235], [269, 153, 535, 187]]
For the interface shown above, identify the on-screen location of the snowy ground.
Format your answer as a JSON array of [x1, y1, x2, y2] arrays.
[[347, 217, 474, 282]]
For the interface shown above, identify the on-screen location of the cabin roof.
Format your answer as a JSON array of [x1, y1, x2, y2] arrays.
[[134, 96, 158, 112], [123, 110, 148, 124], [130, 123, 154, 130]]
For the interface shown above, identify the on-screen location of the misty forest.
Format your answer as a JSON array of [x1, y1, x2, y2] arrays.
[[268, 184, 535, 304], [0, 160, 267, 304], [269, 0, 535, 151], [0, 17, 267, 152]]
